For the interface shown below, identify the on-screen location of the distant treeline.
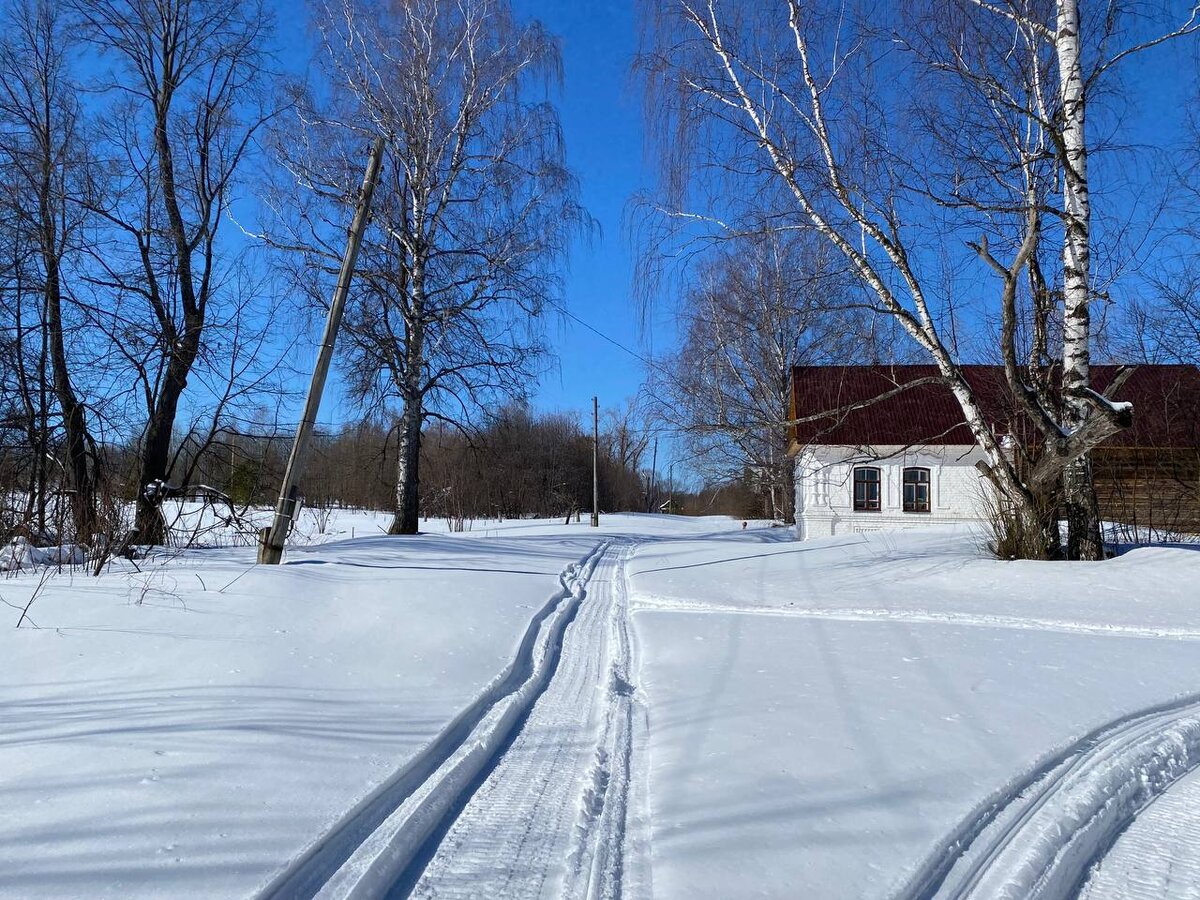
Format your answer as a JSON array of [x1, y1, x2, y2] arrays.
[[180, 403, 655, 525], [0, 399, 782, 543]]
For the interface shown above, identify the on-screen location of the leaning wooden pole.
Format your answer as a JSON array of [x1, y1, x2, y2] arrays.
[[258, 136, 386, 564]]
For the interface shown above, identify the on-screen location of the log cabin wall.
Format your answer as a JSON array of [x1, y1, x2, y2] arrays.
[[1093, 447, 1200, 537]]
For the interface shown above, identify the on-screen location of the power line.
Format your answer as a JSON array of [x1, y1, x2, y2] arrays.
[[558, 306, 675, 379], [558, 308, 784, 451]]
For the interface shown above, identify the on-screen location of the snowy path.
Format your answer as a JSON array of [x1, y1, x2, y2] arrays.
[[405, 542, 637, 899], [262, 541, 640, 900], [258, 543, 611, 899], [1081, 766, 1200, 900], [631, 597, 1200, 641], [901, 695, 1200, 900]]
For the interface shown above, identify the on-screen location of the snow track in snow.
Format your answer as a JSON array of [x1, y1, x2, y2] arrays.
[[632, 596, 1200, 641], [897, 694, 1200, 900], [562, 543, 639, 900], [404, 543, 638, 900], [257, 543, 608, 900], [1080, 765, 1200, 899]]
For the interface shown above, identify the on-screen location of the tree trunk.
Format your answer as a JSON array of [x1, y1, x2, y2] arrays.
[[40, 175, 96, 544], [35, 296, 48, 537], [389, 397, 422, 535], [1018, 487, 1062, 560], [389, 257, 427, 536], [1064, 455, 1103, 559], [132, 361, 189, 545], [1056, 0, 1104, 560], [129, 74, 206, 546], [779, 450, 796, 524], [990, 474, 1062, 561], [46, 277, 96, 543], [13, 267, 49, 535]]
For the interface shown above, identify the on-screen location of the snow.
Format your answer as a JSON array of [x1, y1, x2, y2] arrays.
[[4, 515, 1200, 899], [1081, 765, 1200, 900], [1081, 387, 1135, 418], [0, 523, 613, 897], [0, 538, 86, 572], [627, 525, 1200, 900]]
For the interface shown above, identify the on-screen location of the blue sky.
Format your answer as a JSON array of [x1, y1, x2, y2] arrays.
[[511, 0, 665, 416]]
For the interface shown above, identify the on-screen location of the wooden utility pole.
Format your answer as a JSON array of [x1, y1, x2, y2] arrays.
[[258, 136, 386, 564], [648, 436, 658, 513], [591, 396, 600, 527]]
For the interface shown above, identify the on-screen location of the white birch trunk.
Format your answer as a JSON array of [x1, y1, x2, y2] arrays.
[[390, 261, 427, 536], [1056, 0, 1104, 559]]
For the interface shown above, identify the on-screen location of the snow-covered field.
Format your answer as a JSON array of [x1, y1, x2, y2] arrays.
[[3, 515, 1200, 898], [628, 526, 1200, 900]]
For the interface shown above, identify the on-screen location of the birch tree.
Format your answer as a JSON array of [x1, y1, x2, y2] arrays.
[[266, 0, 587, 535], [1006, 0, 1197, 557], [641, 0, 1198, 558]]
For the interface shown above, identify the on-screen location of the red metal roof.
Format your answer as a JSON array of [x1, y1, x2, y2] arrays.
[[790, 364, 1200, 450]]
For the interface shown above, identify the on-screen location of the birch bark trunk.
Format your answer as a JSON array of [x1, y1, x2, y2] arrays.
[[389, 268, 427, 536], [1056, 0, 1105, 560], [389, 395, 423, 535]]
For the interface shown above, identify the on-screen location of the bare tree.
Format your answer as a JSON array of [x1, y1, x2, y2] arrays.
[[0, 202, 48, 532], [265, 0, 588, 534], [72, 0, 273, 545], [641, 0, 1197, 558], [414, 401, 645, 521], [651, 227, 863, 522], [0, 0, 99, 542], [602, 399, 652, 503]]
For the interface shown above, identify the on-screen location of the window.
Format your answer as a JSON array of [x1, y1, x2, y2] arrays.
[[903, 467, 931, 513], [853, 467, 881, 512]]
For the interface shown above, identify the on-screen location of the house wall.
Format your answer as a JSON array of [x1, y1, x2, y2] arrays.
[[793, 445, 992, 540]]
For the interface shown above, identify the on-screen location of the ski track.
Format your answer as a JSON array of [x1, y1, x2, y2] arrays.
[[1080, 765, 1200, 900], [895, 694, 1200, 900], [260, 540, 640, 900], [565, 544, 637, 900], [406, 543, 636, 900], [256, 542, 608, 900], [632, 596, 1200, 641]]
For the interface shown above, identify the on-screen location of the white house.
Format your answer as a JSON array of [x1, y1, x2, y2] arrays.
[[787, 364, 1200, 541]]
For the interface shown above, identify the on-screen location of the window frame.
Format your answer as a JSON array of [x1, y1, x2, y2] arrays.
[[852, 466, 882, 512], [902, 466, 932, 513]]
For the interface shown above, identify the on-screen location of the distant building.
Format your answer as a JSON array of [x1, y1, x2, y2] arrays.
[[787, 365, 1200, 540]]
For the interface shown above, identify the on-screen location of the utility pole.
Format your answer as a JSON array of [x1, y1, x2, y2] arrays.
[[258, 136, 386, 564], [668, 460, 675, 514], [591, 396, 600, 527], [648, 436, 658, 513]]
